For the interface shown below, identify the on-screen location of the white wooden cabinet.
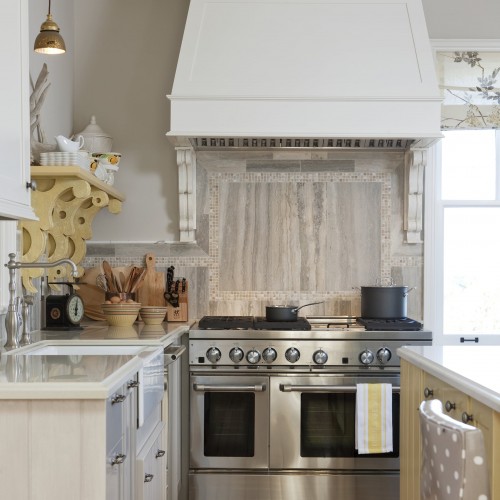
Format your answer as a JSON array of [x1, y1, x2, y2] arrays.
[[0, 0, 36, 220], [136, 422, 166, 500]]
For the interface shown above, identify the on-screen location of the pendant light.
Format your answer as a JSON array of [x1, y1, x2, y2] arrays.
[[34, 0, 66, 55]]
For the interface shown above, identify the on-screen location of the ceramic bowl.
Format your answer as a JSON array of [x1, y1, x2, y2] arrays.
[[101, 302, 141, 326], [139, 306, 167, 325]]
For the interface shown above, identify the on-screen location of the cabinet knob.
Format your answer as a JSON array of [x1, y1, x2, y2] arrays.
[[144, 473, 154, 483], [127, 380, 139, 389], [111, 394, 126, 405], [424, 387, 434, 398], [462, 412, 474, 424], [111, 453, 126, 466], [155, 449, 166, 458], [26, 181, 37, 191], [445, 400, 456, 412]]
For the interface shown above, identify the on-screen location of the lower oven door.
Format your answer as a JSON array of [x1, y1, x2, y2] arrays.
[[270, 374, 400, 470], [190, 374, 269, 469]]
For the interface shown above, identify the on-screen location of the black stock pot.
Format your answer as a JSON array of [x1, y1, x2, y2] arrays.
[[360, 285, 415, 319]]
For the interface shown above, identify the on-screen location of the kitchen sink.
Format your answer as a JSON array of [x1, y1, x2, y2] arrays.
[[16, 345, 148, 356]]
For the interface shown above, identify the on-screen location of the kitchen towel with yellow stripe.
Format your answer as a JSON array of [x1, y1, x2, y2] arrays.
[[355, 383, 393, 454]]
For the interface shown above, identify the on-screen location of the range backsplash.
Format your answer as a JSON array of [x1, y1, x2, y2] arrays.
[[83, 149, 423, 321]]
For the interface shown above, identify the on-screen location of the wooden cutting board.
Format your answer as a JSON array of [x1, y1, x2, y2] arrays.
[[136, 253, 166, 307]]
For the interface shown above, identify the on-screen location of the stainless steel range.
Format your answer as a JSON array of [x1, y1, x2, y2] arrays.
[[188, 316, 432, 500]]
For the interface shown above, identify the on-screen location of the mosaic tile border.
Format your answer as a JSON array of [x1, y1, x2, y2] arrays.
[[208, 171, 392, 301]]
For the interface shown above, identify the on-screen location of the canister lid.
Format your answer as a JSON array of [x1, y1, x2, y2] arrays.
[[76, 115, 111, 139]]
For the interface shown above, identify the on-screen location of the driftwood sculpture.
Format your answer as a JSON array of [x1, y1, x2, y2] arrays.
[[30, 63, 56, 164]]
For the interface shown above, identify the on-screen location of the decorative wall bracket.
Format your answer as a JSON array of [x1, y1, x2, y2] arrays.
[[177, 147, 197, 242], [19, 166, 125, 292], [404, 148, 427, 244]]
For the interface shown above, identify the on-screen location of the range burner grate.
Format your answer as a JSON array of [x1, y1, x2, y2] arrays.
[[198, 316, 254, 330], [253, 317, 311, 331], [357, 317, 422, 331]]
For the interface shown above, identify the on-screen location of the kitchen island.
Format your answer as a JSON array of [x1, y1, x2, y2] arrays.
[[398, 345, 500, 500], [0, 321, 191, 500]]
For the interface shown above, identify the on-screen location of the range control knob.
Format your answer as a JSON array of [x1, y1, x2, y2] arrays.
[[246, 349, 261, 364], [376, 347, 392, 364], [285, 347, 300, 364], [313, 349, 328, 365], [206, 347, 221, 364], [229, 347, 244, 363], [262, 347, 277, 363], [359, 349, 374, 365]]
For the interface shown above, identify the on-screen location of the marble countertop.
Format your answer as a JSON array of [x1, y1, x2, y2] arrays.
[[0, 321, 192, 400], [398, 345, 500, 412]]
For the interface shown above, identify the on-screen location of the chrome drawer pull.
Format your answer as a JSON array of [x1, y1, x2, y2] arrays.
[[155, 449, 166, 458], [111, 394, 126, 404], [279, 384, 400, 393], [127, 380, 139, 389], [144, 473, 154, 483], [193, 383, 266, 392], [111, 453, 126, 466]]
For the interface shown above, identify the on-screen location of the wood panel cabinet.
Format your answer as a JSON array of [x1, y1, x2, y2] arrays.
[[400, 359, 500, 500], [0, 0, 36, 221]]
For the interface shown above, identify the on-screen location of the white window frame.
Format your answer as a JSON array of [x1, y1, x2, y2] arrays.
[[426, 39, 500, 345]]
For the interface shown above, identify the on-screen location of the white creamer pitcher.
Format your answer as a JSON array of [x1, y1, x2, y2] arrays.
[[55, 135, 85, 152]]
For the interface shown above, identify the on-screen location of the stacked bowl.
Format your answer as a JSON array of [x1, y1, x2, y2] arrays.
[[139, 306, 167, 325], [101, 302, 141, 326]]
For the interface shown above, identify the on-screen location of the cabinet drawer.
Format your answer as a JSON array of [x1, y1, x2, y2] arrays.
[[136, 422, 166, 500]]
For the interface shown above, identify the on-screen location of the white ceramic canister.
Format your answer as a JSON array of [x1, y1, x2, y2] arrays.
[[74, 115, 112, 153]]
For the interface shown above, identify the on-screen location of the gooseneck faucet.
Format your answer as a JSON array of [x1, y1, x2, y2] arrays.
[[4, 253, 79, 349]]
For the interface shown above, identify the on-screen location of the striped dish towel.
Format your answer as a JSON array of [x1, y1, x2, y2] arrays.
[[355, 383, 393, 454]]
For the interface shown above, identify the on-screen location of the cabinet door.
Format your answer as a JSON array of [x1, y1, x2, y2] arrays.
[[136, 422, 166, 500], [0, 0, 36, 220]]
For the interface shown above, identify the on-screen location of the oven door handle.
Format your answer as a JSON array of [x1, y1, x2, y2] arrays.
[[279, 384, 400, 393], [193, 383, 266, 392]]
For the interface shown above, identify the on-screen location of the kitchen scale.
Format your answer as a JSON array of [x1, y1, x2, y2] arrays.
[[44, 282, 84, 330]]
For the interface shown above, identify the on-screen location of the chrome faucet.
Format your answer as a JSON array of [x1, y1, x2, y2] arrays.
[[4, 253, 79, 349]]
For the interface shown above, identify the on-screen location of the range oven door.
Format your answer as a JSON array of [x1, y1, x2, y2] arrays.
[[190, 374, 269, 469], [270, 374, 400, 470]]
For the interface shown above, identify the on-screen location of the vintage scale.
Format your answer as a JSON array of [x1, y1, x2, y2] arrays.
[[44, 282, 85, 330]]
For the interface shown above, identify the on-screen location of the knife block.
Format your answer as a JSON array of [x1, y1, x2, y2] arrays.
[[166, 281, 188, 322]]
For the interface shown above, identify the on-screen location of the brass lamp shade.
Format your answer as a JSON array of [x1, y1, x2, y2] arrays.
[[34, 9, 66, 55]]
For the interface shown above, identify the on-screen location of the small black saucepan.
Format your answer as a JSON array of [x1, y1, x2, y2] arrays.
[[266, 301, 324, 322]]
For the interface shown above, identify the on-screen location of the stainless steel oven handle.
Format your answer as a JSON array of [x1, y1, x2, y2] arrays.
[[193, 383, 266, 392], [279, 384, 400, 393]]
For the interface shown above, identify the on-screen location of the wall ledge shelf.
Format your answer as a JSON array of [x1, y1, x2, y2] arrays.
[[20, 166, 125, 292]]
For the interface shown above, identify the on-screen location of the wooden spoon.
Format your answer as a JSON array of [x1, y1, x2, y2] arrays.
[[102, 260, 115, 292], [119, 272, 127, 292]]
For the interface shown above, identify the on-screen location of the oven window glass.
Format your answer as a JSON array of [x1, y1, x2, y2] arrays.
[[204, 392, 255, 457], [300, 393, 400, 457]]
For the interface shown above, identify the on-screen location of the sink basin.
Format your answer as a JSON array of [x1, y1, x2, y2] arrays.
[[19, 345, 147, 356]]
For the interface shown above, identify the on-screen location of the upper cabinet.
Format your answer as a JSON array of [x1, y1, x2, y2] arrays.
[[0, 0, 36, 220]]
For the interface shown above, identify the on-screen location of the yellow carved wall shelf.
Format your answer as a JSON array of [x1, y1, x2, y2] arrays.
[[19, 166, 125, 292]]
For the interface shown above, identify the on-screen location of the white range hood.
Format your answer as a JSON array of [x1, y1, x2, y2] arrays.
[[167, 0, 442, 150]]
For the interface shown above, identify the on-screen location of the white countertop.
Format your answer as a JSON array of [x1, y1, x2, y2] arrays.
[[398, 345, 500, 412], [0, 321, 191, 400]]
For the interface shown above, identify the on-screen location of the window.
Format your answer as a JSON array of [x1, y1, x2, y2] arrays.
[[428, 130, 500, 344]]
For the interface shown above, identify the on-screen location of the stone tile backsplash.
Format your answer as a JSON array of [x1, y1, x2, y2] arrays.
[[84, 149, 424, 320]]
